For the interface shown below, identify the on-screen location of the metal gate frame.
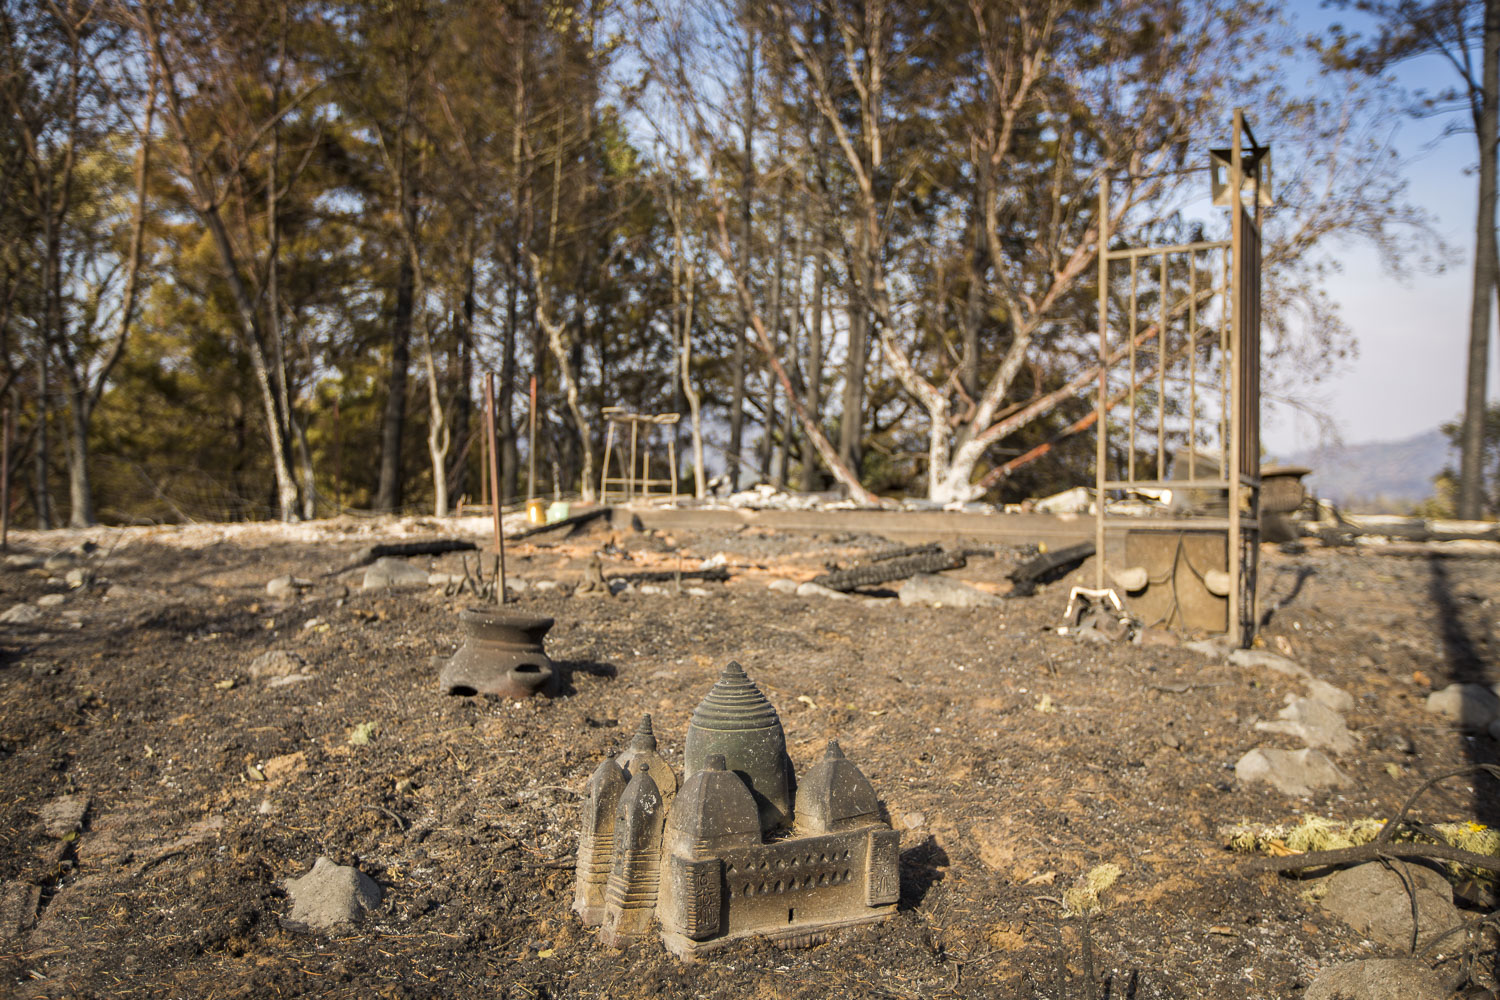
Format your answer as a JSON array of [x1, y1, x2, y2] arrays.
[[1093, 108, 1268, 646]]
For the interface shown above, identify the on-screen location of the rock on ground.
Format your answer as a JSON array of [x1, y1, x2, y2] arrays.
[[362, 557, 430, 591], [1228, 648, 1310, 679], [39, 794, 90, 839], [766, 578, 799, 594], [0, 603, 39, 624], [1304, 678, 1355, 714], [796, 581, 850, 600], [266, 575, 311, 599], [1254, 695, 1356, 755], [0, 881, 40, 944], [35, 594, 65, 608], [249, 650, 306, 680], [1305, 959, 1447, 1000], [1424, 683, 1500, 731], [898, 574, 1003, 608], [1321, 862, 1463, 954], [1234, 747, 1350, 797], [285, 856, 382, 930]]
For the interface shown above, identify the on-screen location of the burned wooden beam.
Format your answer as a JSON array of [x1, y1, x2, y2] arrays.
[[811, 549, 966, 592], [1006, 541, 1095, 597]]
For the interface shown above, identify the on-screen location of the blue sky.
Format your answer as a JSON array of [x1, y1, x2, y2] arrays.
[[1264, 3, 1492, 457]]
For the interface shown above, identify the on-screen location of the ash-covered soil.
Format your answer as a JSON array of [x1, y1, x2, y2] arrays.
[[0, 514, 1496, 999]]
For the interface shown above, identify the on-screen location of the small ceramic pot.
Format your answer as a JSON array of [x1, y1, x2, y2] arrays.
[[437, 607, 556, 698]]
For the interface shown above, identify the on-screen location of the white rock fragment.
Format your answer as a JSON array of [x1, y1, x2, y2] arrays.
[[249, 650, 306, 680], [1228, 648, 1310, 680], [285, 856, 382, 930], [1254, 695, 1356, 755], [1424, 683, 1499, 731], [361, 557, 430, 591], [0, 603, 39, 624], [796, 581, 851, 601], [1234, 747, 1351, 797], [898, 574, 1003, 608]]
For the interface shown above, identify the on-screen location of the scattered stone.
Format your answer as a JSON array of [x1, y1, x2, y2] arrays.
[[638, 584, 666, 596], [267, 674, 316, 688], [1234, 747, 1350, 796], [1136, 627, 1179, 647], [1184, 636, 1234, 659], [42, 551, 79, 573], [898, 575, 1003, 608], [1161, 733, 1182, 750], [1305, 959, 1447, 1000], [249, 650, 306, 680], [267, 575, 312, 599], [1424, 683, 1500, 731], [508, 578, 530, 592], [766, 578, 799, 594], [1305, 678, 1355, 714], [1371, 730, 1416, 755], [36, 594, 65, 608], [0, 603, 39, 624], [64, 567, 92, 589], [39, 794, 90, 839], [1254, 695, 1356, 755], [796, 581, 851, 601], [284, 856, 382, 931], [533, 580, 563, 592], [361, 557, 430, 591], [1228, 648, 1310, 680], [0, 881, 40, 943], [3, 553, 41, 570], [1321, 862, 1463, 953], [899, 811, 927, 830], [262, 751, 308, 781]]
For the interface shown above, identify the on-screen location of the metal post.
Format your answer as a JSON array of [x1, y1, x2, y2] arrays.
[[1188, 254, 1198, 483], [1, 399, 10, 551], [528, 375, 537, 504], [628, 420, 639, 501], [1227, 108, 1245, 644], [1158, 251, 1168, 478], [333, 396, 343, 512], [484, 373, 507, 604], [1095, 176, 1110, 590]]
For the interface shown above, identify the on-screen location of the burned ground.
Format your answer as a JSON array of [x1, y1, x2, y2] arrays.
[[0, 516, 1495, 998]]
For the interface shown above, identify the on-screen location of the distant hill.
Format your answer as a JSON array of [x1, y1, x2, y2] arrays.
[[1275, 428, 1452, 512]]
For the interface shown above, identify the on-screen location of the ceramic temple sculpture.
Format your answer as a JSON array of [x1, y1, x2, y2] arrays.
[[573, 662, 900, 958]]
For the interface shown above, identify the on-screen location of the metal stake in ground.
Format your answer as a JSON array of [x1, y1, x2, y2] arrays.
[[528, 374, 537, 504], [1, 398, 10, 550], [484, 372, 508, 604]]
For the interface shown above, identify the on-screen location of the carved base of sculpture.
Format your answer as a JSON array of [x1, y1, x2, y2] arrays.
[[437, 607, 555, 698]]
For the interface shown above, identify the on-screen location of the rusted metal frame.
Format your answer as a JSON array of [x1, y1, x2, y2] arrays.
[[484, 372, 508, 604], [1, 399, 9, 550], [1095, 177, 1110, 589], [1127, 259, 1138, 483], [1188, 252, 1198, 483], [599, 422, 616, 502], [1218, 240, 1230, 495], [1157, 251, 1168, 478], [628, 420, 639, 501], [1227, 108, 1245, 643], [1104, 238, 1227, 260], [1102, 479, 1228, 490]]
